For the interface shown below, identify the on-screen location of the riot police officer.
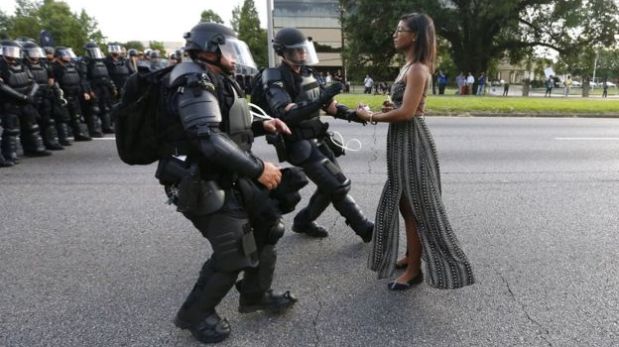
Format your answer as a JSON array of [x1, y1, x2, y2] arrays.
[[43, 46, 72, 146], [0, 40, 51, 162], [104, 42, 130, 100], [262, 27, 373, 242], [81, 42, 115, 135], [51, 47, 91, 141], [156, 23, 297, 343], [22, 41, 63, 150]]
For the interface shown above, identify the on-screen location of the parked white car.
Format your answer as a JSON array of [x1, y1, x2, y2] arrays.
[[570, 80, 582, 87]]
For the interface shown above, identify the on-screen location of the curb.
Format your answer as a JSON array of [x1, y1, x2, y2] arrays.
[[426, 112, 619, 118]]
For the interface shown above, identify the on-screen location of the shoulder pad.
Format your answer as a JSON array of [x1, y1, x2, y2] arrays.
[[168, 61, 207, 86], [262, 68, 282, 84]]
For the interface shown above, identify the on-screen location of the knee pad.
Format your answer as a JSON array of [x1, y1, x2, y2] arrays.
[[3, 113, 20, 131], [202, 213, 259, 272], [331, 178, 351, 200], [265, 220, 285, 245], [304, 158, 350, 195]]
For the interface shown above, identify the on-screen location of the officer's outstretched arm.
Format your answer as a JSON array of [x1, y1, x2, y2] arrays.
[[330, 102, 367, 124], [267, 83, 342, 126], [264, 70, 341, 126], [178, 87, 264, 179], [0, 79, 31, 102]]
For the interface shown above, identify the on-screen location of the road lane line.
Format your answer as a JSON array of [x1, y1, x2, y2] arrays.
[[92, 137, 116, 140], [555, 137, 619, 141]]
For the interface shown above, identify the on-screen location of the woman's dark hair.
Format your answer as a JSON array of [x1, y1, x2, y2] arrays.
[[400, 12, 436, 73]]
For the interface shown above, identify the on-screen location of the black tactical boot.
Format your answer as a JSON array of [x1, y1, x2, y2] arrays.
[[333, 195, 373, 242], [43, 125, 64, 150], [0, 152, 13, 167], [56, 123, 72, 146], [71, 122, 92, 141], [101, 112, 114, 134], [292, 221, 329, 238], [238, 289, 297, 314], [174, 310, 231, 344], [347, 219, 374, 243]]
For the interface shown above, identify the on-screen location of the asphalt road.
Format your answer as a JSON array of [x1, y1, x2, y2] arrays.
[[1, 117, 618, 347]]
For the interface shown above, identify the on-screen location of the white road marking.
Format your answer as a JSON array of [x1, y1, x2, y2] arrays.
[[555, 137, 619, 141]]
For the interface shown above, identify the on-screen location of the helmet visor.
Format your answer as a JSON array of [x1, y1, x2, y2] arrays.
[[2, 46, 22, 59], [58, 48, 77, 59], [283, 40, 319, 66], [26, 47, 45, 59], [88, 47, 104, 59], [218, 38, 257, 70], [108, 44, 122, 54]]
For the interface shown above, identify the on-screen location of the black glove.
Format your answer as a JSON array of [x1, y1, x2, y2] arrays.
[[334, 104, 366, 125], [318, 82, 343, 105], [345, 110, 367, 125], [22, 94, 35, 104]]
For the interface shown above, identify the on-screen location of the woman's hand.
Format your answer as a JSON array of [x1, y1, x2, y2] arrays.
[[381, 100, 395, 113], [355, 104, 373, 122]]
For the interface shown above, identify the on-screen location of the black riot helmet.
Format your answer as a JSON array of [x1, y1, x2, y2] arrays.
[[107, 42, 123, 56], [84, 42, 104, 59], [127, 48, 138, 57], [44, 46, 54, 56], [54, 46, 77, 62], [183, 22, 256, 70], [21, 41, 45, 61], [273, 27, 319, 66], [1, 40, 22, 64]]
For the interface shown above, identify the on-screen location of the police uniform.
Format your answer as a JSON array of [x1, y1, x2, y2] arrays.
[[155, 23, 298, 344], [263, 54, 373, 242]]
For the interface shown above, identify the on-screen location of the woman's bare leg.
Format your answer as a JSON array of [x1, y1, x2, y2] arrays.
[[394, 195, 422, 283]]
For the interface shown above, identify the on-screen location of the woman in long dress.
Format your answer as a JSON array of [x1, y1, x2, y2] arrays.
[[356, 13, 475, 291]]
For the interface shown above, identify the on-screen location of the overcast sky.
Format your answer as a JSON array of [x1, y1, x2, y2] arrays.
[[0, 0, 269, 43]]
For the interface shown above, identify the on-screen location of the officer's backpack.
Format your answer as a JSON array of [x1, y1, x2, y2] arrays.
[[112, 65, 174, 165]]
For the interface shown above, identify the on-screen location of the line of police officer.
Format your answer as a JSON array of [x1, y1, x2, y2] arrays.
[[0, 39, 135, 167]]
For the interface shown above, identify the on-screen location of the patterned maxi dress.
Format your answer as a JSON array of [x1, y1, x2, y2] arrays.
[[368, 68, 475, 289]]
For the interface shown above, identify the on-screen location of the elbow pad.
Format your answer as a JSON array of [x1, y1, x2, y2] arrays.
[[177, 87, 222, 131], [0, 81, 29, 102], [196, 126, 264, 178]]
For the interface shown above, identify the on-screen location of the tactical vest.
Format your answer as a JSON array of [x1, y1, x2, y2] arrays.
[[107, 58, 130, 86], [5, 63, 33, 94], [87, 59, 110, 84], [289, 68, 324, 140], [26, 62, 49, 87], [57, 62, 82, 95], [225, 78, 254, 152]]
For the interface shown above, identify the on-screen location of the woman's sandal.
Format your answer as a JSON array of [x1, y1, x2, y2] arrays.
[[387, 271, 423, 291]]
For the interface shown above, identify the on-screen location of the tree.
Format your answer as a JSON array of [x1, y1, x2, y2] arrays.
[[125, 40, 145, 52], [233, 0, 267, 68], [342, 0, 619, 80], [1, 0, 104, 55], [200, 9, 224, 24], [149, 40, 167, 56]]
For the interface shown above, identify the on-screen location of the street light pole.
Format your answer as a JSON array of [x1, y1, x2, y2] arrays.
[[267, 0, 275, 68], [339, 5, 346, 83]]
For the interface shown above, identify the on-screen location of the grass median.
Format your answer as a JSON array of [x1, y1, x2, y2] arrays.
[[336, 94, 619, 116]]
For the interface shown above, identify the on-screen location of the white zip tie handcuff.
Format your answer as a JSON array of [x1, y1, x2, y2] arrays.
[[249, 102, 363, 152]]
